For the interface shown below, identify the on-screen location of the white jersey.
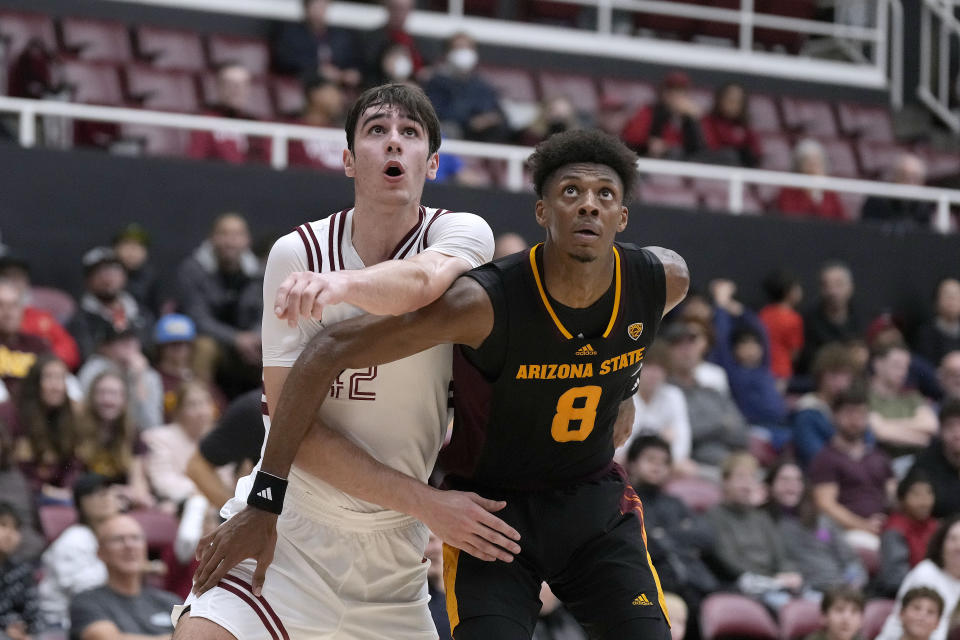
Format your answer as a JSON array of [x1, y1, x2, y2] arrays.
[[224, 206, 494, 520]]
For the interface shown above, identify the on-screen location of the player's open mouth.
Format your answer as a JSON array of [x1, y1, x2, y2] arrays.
[[383, 161, 405, 180], [573, 227, 600, 240]]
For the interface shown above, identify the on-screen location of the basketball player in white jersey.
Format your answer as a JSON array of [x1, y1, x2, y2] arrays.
[[173, 84, 520, 640]]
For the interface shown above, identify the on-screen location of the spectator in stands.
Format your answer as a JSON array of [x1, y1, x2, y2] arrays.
[[802, 261, 863, 370], [758, 269, 804, 387], [69, 514, 179, 640], [0, 502, 38, 640], [0, 419, 43, 562], [76, 372, 153, 509], [186, 388, 263, 509], [907, 400, 960, 519], [861, 154, 935, 233], [893, 587, 944, 640], [627, 436, 717, 633], [777, 139, 847, 221], [372, 43, 418, 87], [805, 586, 865, 640], [915, 279, 960, 369], [519, 96, 582, 147], [534, 583, 587, 640], [707, 452, 804, 610], [153, 313, 224, 423], [144, 382, 221, 506], [709, 279, 788, 429], [272, 0, 362, 87], [792, 344, 860, 467], [7, 37, 58, 100], [364, 0, 424, 83], [666, 320, 748, 467], [673, 311, 731, 396], [289, 77, 347, 172], [809, 385, 895, 550], [493, 232, 528, 260], [113, 224, 162, 316], [939, 351, 960, 402], [176, 213, 263, 398], [877, 517, 960, 640], [764, 461, 867, 593], [620, 71, 707, 159], [0, 279, 51, 402], [868, 342, 938, 453], [38, 474, 116, 630], [0, 255, 80, 370], [876, 470, 940, 598], [78, 326, 164, 431], [866, 313, 941, 403], [701, 82, 761, 167], [424, 32, 507, 143], [616, 342, 694, 474], [663, 593, 687, 640], [187, 62, 264, 164], [4, 355, 84, 501], [68, 246, 154, 363]]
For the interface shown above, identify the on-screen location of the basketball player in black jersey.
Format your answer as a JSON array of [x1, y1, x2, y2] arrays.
[[236, 129, 688, 639]]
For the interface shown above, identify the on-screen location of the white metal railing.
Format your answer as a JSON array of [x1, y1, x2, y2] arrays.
[[1, 95, 957, 232], [107, 0, 903, 104], [919, 0, 960, 131]]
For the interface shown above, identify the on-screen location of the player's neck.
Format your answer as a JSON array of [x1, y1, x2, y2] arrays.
[[351, 200, 422, 265], [541, 242, 615, 309]]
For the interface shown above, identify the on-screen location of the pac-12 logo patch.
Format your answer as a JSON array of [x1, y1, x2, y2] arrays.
[[627, 322, 644, 340]]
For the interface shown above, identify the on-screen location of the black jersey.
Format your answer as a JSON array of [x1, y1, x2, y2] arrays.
[[440, 242, 667, 490]]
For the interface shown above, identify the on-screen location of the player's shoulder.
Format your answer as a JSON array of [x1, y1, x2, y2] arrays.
[[423, 206, 489, 229], [268, 211, 346, 266]]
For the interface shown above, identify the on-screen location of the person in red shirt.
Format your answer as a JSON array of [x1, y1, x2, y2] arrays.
[[758, 269, 804, 386], [701, 82, 761, 167], [363, 0, 424, 84], [620, 71, 706, 159], [776, 139, 847, 221], [187, 63, 265, 164], [876, 470, 940, 597], [0, 256, 80, 371]]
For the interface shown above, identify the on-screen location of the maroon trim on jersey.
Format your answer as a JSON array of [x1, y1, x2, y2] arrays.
[[418, 208, 451, 253], [303, 222, 323, 273], [438, 346, 493, 481], [295, 225, 314, 272], [261, 400, 269, 417], [336, 210, 347, 270], [390, 205, 426, 259], [221, 575, 291, 640]]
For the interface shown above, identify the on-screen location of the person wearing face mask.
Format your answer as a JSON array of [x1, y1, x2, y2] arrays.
[[374, 43, 417, 87], [424, 32, 508, 143]]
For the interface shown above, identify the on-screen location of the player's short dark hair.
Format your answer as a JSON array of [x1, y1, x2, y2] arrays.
[[831, 383, 869, 412], [939, 398, 960, 427], [626, 434, 671, 464], [820, 586, 865, 614], [901, 586, 945, 617], [897, 468, 933, 501], [528, 129, 638, 201], [0, 502, 21, 529], [345, 83, 442, 157], [761, 269, 800, 303], [927, 515, 960, 569]]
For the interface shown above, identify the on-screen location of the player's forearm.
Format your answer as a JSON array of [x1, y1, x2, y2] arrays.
[[296, 423, 436, 517], [339, 261, 438, 315]]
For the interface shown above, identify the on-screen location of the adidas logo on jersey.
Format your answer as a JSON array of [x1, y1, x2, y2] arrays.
[[632, 594, 654, 607], [256, 488, 273, 501], [575, 344, 598, 356]]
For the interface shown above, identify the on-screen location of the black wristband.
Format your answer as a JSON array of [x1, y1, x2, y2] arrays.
[[247, 471, 288, 514]]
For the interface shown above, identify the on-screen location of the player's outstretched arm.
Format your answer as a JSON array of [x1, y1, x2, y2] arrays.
[[643, 246, 690, 316]]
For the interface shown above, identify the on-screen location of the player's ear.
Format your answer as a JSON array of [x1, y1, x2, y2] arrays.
[[342, 149, 355, 178], [618, 205, 628, 232], [426, 151, 439, 180], [535, 199, 548, 229]]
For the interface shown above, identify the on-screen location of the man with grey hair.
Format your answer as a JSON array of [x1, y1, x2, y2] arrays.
[[861, 153, 934, 232], [776, 138, 846, 220]]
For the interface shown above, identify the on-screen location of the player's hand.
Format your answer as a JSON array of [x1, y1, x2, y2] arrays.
[[416, 489, 521, 563], [193, 507, 278, 597], [274, 271, 350, 327]]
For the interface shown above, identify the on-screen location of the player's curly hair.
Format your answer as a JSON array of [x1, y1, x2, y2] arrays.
[[345, 83, 442, 157], [528, 129, 639, 201]]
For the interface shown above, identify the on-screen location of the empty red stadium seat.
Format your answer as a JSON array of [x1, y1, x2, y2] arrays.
[[125, 65, 200, 112], [207, 34, 270, 76], [779, 598, 822, 639], [918, 147, 960, 179], [200, 73, 275, 120], [755, 0, 815, 52], [273, 75, 306, 117], [130, 509, 179, 556], [599, 77, 656, 110], [758, 132, 794, 172], [30, 286, 77, 324], [639, 182, 700, 209], [856, 140, 908, 178], [699, 0, 741, 42], [663, 476, 722, 513], [701, 593, 779, 639], [538, 71, 599, 115], [781, 97, 838, 137], [837, 103, 895, 141], [748, 94, 783, 133], [818, 138, 860, 179], [60, 18, 132, 63], [61, 59, 125, 105], [478, 65, 538, 104], [135, 26, 206, 72], [863, 599, 895, 640], [121, 123, 191, 157], [39, 505, 77, 543], [0, 11, 57, 59]]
